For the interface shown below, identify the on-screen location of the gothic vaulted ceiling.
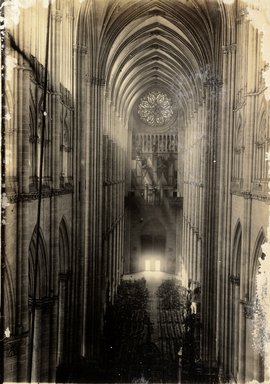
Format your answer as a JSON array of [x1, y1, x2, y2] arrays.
[[77, 0, 227, 123]]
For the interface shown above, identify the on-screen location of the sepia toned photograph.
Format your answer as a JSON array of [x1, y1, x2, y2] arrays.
[[1, 0, 270, 382]]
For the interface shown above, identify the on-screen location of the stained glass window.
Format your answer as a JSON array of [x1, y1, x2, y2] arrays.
[[138, 90, 173, 126]]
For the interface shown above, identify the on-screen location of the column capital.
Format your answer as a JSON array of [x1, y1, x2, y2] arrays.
[[28, 297, 54, 312], [229, 274, 240, 286], [52, 10, 62, 23], [66, 13, 74, 21], [91, 77, 106, 86], [242, 190, 252, 200], [222, 43, 237, 55], [236, 7, 249, 24], [240, 300, 254, 319], [4, 337, 24, 357], [73, 44, 88, 55], [203, 76, 223, 90]]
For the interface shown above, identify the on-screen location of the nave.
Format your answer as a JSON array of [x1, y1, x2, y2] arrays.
[[2, 0, 270, 382], [65, 272, 215, 384]]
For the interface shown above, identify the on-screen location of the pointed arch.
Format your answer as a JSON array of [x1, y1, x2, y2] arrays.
[[234, 114, 243, 150], [232, 112, 244, 180], [29, 87, 38, 187], [4, 81, 17, 177], [3, 261, 15, 334], [140, 217, 167, 272], [231, 219, 242, 276], [229, 219, 242, 379], [29, 91, 36, 140], [56, 217, 71, 369], [28, 226, 48, 300], [249, 228, 267, 382], [250, 227, 266, 299], [256, 108, 267, 145], [59, 217, 70, 274], [254, 98, 268, 181]]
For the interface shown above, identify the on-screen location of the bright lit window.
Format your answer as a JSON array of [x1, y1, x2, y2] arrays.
[[145, 260, 151, 271]]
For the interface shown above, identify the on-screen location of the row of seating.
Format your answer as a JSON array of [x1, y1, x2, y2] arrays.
[[157, 297, 185, 365], [103, 277, 188, 382], [113, 309, 148, 362]]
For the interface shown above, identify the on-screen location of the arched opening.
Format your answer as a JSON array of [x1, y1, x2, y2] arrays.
[[141, 219, 166, 272], [229, 221, 241, 380], [250, 229, 267, 383], [1, 262, 15, 382], [2, 262, 15, 335], [28, 226, 49, 382], [28, 226, 48, 301], [56, 218, 71, 371]]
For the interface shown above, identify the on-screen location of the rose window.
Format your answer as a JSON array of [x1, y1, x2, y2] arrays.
[[138, 90, 174, 126]]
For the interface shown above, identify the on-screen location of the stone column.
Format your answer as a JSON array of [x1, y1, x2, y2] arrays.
[[75, 43, 89, 358], [50, 8, 62, 190], [49, 9, 63, 369], [14, 58, 31, 382], [56, 274, 67, 366], [238, 196, 252, 384], [87, 75, 105, 359], [31, 307, 42, 382], [217, 42, 236, 378], [244, 311, 255, 382], [201, 75, 222, 368]]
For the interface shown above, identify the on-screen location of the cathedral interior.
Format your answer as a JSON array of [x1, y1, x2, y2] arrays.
[[1, 0, 270, 382]]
